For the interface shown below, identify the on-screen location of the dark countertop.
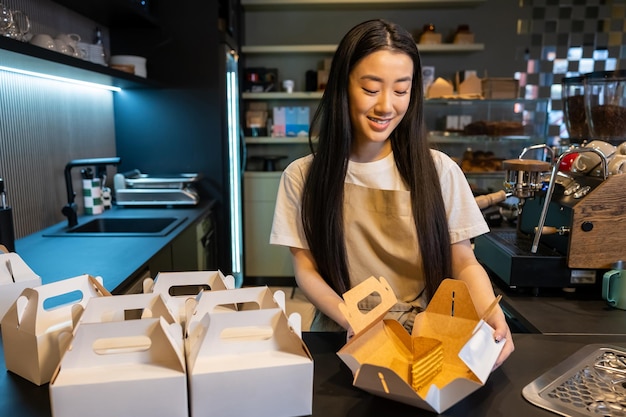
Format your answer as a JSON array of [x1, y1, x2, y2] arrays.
[[488, 272, 626, 335], [499, 290, 626, 335], [3, 332, 626, 417], [14, 200, 214, 292]]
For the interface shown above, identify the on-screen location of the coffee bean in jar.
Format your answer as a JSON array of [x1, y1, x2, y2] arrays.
[[562, 75, 590, 143], [584, 70, 626, 144], [589, 104, 626, 139]]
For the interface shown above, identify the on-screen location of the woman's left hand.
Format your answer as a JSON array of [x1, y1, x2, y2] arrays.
[[488, 309, 514, 371]]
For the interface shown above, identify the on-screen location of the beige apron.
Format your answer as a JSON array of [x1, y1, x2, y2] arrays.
[[311, 182, 427, 332]]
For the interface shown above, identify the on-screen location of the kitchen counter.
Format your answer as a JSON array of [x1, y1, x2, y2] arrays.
[[14, 200, 214, 293], [2, 331, 626, 416], [499, 289, 626, 335], [487, 269, 626, 335]]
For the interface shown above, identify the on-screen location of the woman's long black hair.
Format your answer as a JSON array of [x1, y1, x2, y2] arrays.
[[301, 19, 452, 301]]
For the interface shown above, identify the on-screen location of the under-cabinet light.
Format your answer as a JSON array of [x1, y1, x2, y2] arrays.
[[0, 65, 122, 92]]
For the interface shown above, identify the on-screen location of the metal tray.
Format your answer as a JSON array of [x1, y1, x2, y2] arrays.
[[523, 344, 626, 416], [125, 173, 201, 189]]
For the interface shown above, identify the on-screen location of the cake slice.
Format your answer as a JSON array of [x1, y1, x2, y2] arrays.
[[410, 336, 444, 392]]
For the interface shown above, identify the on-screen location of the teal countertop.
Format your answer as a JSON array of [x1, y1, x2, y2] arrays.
[[13, 201, 214, 293]]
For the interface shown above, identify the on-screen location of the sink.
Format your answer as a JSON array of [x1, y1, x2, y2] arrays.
[[44, 217, 186, 237]]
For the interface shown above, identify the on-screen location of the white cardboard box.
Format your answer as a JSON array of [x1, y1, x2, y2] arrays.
[[0, 274, 110, 385], [49, 317, 187, 417], [0, 250, 41, 320], [189, 285, 286, 318], [77, 293, 178, 327], [145, 270, 234, 325], [185, 304, 313, 417], [337, 277, 504, 414]]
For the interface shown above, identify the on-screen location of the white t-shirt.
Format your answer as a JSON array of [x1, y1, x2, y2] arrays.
[[270, 150, 489, 249]]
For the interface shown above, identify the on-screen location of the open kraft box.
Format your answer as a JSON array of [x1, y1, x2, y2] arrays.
[[184, 286, 312, 417], [337, 277, 504, 414], [1, 274, 111, 386]]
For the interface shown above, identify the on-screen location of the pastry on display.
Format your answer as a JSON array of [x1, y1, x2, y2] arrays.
[[462, 120, 524, 136], [460, 149, 504, 172]]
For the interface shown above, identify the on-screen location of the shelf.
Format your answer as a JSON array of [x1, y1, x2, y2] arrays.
[[242, 0, 485, 10], [242, 43, 484, 54], [246, 136, 311, 144], [428, 133, 542, 144], [243, 91, 323, 100], [0, 36, 157, 90]]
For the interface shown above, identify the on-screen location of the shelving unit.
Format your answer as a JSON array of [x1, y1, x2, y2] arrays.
[[242, 43, 484, 54], [242, 91, 323, 100], [241, 0, 495, 280], [241, 0, 486, 10], [0, 36, 155, 90]]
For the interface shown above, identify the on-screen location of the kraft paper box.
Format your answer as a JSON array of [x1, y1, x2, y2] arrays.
[[0, 274, 111, 385], [185, 306, 313, 417], [337, 277, 504, 414], [145, 270, 235, 325], [0, 250, 41, 320], [49, 317, 187, 417]]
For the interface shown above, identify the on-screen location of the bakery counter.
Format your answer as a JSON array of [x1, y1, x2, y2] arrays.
[[2, 332, 626, 416], [13, 200, 215, 293]]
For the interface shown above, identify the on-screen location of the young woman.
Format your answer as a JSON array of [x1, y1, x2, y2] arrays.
[[270, 19, 513, 368]]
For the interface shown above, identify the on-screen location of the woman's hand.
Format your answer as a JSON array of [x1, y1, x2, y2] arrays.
[[346, 326, 355, 342], [488, 308, 514, 370], [450, 240, 515, 370]]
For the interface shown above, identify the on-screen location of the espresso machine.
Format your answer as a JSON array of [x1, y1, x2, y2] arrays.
[[475, 70, 626, 292]]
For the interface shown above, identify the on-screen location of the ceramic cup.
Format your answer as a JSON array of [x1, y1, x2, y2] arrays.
[[55, 33, 80, 47], [609, 154, 626, 175], [572, 140, 616, 174], [559, 152, 578, 172], [55, 33, 80, 57], [53, 39, 76, 56], [29, 33, 55, 50], [603, 267, 626, 310], [282, 79, 294, 93]]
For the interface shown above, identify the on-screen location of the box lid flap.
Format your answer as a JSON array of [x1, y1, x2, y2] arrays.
[[78, 293, 177, 326], [0, 252, 41, 285], [338, 276, 397, 336], [458, 320, 505, 383], [423, 279, 479, 320]]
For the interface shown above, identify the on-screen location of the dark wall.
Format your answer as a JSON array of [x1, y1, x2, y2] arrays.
[[113, 0, 237, 275]]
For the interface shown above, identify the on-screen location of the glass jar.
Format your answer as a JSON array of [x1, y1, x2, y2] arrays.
[[562, 75, 589, 144], [584, 70, 626, 144]]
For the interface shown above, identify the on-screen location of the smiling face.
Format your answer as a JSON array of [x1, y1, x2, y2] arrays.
[[348, 49, 413, 162]]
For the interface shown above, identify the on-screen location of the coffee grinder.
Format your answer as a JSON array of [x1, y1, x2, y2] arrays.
[[474, 71, 626, 292]]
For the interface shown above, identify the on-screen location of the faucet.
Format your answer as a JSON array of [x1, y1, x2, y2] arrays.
[[62, 157, 121, 228]]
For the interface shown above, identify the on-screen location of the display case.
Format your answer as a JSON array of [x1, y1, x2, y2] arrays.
[[424, 98, 549, 191]]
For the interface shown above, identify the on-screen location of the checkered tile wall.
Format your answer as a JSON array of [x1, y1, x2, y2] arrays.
[[516, 0, 626, 144]]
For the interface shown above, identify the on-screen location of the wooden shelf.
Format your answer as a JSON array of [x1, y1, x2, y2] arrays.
[[242, 43, 484, 54], [242, 0, 485, 10]]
